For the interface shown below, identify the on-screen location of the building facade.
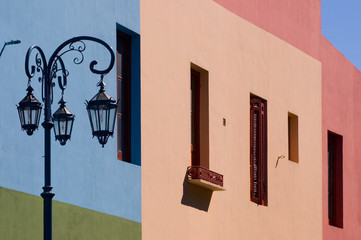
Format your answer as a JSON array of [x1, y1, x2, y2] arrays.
[[1, 0, 360, 239], [321, 36, 361, 240], [141, 0, 322, 239], [0, 0, 141, 239]]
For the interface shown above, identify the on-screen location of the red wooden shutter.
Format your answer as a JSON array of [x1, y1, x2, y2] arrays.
[[250, 97, 267, 205]]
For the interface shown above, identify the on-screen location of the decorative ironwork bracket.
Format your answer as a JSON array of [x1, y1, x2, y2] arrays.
[[25, 36, 115, 106]]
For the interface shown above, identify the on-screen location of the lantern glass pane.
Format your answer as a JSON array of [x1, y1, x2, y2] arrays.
[[18, 109, 25, 126], [24, 107, 31, 124], [59, 119, 67, 135], [90, 108, 98, 131], [31, 109, 38, 125], [53, 118, 59, 136], [106, 108, 110, 131], [67, 118, 74, 135], [87, 110, 93, 132], [99, 106, 107, 131], [109, 107, 117, 133], [36, 108, 41, 126]]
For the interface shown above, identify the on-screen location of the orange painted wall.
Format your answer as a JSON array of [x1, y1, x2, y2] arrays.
[[321, 36, 361, 240], [141, 0, 322, 239]]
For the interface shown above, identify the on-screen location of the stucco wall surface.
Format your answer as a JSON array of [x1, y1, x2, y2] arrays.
[[141, 0, 322, 239], [0, 187, 141, 240], [321, 36, 361, 240], [0, 0, 141, 223], [212, 0, 321, 60]]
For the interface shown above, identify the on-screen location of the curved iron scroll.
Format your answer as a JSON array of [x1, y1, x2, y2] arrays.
[[25, 36, 115, 101]]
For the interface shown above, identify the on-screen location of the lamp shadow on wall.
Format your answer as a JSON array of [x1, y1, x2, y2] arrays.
[[181, 172, 213, 212]]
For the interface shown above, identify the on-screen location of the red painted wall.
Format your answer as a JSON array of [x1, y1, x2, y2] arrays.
[[213, 0, 321, 60], [321, 36, 361, 240]]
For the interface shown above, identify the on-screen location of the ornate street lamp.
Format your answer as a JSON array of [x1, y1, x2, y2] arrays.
[[17, 85, 42, 135], [16, 36, 116, 240], [52, 96, 75, 146], [86, 76, 118, 147]]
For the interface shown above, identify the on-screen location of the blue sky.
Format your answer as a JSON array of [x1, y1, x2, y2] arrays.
[[322, 0, 361, 70]]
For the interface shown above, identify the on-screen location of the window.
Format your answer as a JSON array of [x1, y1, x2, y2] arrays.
[[250, 95, 267, 206], [116, 27, 141, 166], [187, 65, 224, 191], [328, 131, 343, 228], [191, 69, 200, 166], [117, 31, 131, 162], [288, 112, 299, 163], [190, 66, 209, 168]]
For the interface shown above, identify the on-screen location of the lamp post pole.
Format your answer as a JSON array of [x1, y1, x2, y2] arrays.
[[17, 36, 117, 240], [40, 61, 55, 240]]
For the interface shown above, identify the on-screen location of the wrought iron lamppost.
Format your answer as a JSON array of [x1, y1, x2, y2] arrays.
[[16, 36, 118, 240]]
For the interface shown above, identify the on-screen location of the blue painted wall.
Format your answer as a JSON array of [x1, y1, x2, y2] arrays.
[[0, 0, 141, 223]]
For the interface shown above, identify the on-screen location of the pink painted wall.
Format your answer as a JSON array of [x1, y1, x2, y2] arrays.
[[214, 1, 361, 238], [321, 36, 361, 240], [213, 0, 321, 60]]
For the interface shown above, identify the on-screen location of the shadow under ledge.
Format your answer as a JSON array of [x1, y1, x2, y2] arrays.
[[181, 168, 225, 212]]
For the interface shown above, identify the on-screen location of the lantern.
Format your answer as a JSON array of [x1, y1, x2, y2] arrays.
[[86, 83, 118, 147], [52, 98, 75, 146], [17, 86, 42, 136]]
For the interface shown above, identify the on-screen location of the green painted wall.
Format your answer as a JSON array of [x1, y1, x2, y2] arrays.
[[0, 187, 141, 240]]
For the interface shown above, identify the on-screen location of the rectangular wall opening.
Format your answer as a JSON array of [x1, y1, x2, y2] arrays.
[[116, 25, 141, 166], [117, 30, 132, 163], [190, 64, 209, 169], [328, 130, 343, 228], [288, 112, 299, 163]]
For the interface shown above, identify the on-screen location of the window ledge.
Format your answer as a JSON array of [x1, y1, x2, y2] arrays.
[[187, 166, 225, 191], [188, 178, 225, 191]]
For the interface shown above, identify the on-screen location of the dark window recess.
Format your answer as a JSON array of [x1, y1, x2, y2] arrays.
[[191, 69, 201, 166], [328, 131, 343, 228], [117, 31, 131, 162], [250, 96, 267, 206], [288, 112, 299, 163], [187, 67, 223, 190]]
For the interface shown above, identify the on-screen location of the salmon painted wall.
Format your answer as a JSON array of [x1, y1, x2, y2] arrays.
[[141, 0, 322, 239], [321, 36, 361, 240], [197, 1, 361, 239], [212, 0, 321, 60]]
